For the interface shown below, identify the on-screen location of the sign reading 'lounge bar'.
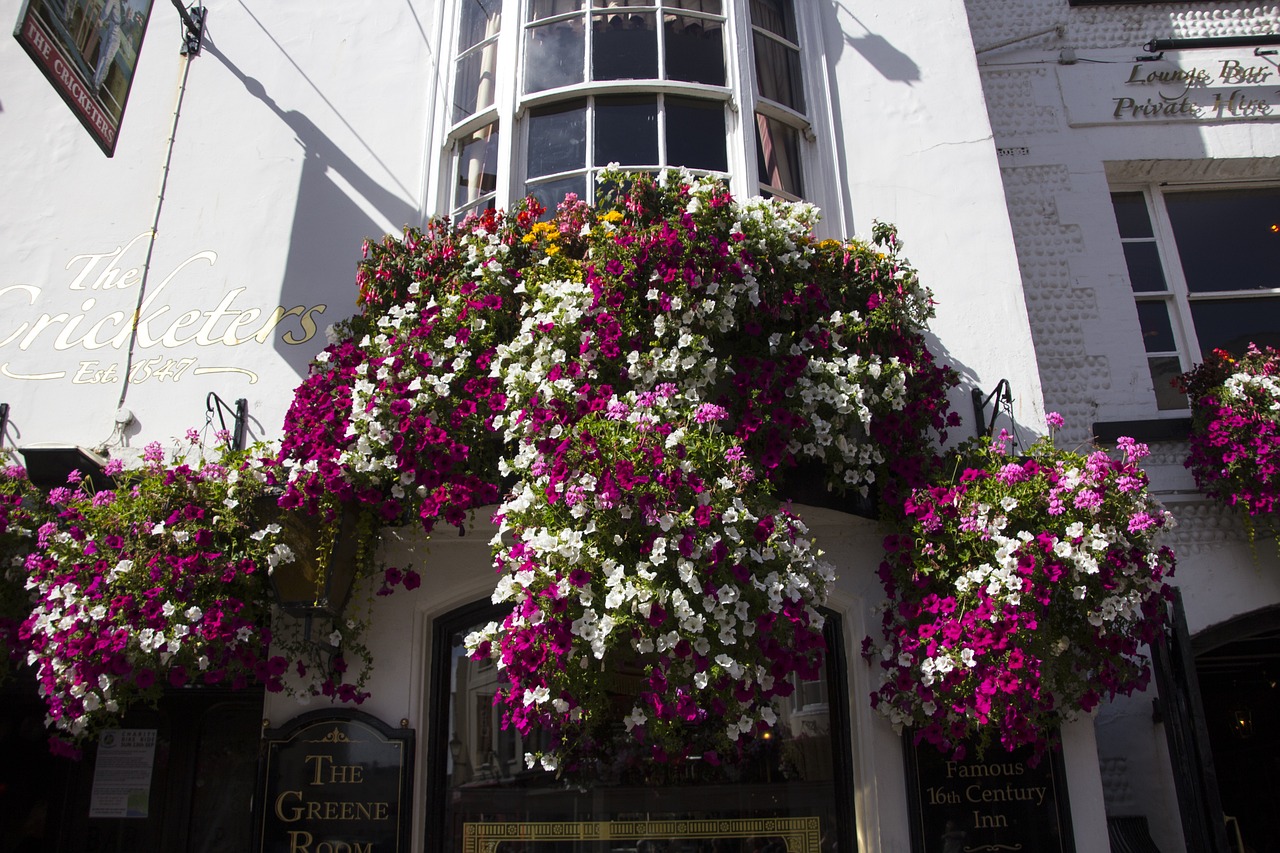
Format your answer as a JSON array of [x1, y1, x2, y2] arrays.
[[256, 710, 414, 853], [904, 735, 1075, 853]]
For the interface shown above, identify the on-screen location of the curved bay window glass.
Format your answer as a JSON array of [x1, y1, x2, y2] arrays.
[[455, 0, 502, 121], [444, 0, 814, 217], [426, 601, 855, 853], [526, 93, 727, 212], [524, 0, 726, 95]]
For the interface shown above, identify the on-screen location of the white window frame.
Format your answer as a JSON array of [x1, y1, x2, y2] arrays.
[[1111, 182, 1280, 413], [432, 0, 840, 226]]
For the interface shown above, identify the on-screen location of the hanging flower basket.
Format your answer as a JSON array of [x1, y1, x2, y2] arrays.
[[1176, 344, 1280, 538], [865, 418, 1175, 758], [2, 436, 416, 756]]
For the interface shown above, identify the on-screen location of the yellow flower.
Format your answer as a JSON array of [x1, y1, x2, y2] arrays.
[[602, 210, 624, 224], [545, 244, 560, 256]]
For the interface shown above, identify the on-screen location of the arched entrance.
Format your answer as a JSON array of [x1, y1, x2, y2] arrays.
[[1195, 607, 1280, 853]]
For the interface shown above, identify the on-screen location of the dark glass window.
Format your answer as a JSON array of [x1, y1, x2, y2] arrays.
[[1165, 188, 1280, 293], [427, 601, 855, 853]]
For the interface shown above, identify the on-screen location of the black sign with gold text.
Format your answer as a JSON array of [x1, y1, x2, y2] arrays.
[[256, 709, 414, 853], [904, 734, 1075, 853]]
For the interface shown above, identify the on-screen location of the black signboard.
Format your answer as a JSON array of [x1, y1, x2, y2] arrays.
[[256, 709, 414, 853], [904, 734, 1075, 853]]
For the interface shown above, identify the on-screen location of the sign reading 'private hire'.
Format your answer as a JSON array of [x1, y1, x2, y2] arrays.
[[1062, 49, 1280, 126], [904, 735, 1075, 853], [256, 710, 414, 853]]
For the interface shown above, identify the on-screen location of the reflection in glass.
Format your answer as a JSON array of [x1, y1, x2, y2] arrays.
[[455, 123, 500, 211], [751, 0, 804, 112], [528, 100, 587, 178], [594, 95, 658, 167], [753, 31, 804, 112], [1190, 297, 1280, 357], [593, 11, 658, 80], [665, 14, 725, 85], [525, 20, 585, 93], [528, 175, 588, 219], [1110, 192, 1154, 239], [454, 47, 499, 119], [751, 0, 798, 41], [454, 0, 501, 120], [528, 0, 583, 22], [436, 606, 849, 853], [458, 0, 501, 52], [1150, 356, 1189, 411], [667, 97, 726, 172], [756, 113, 802, 197], [1135, 301, 1176, 352], [1122, 242, 1168, 293], [1166, 188, 1280, 293]]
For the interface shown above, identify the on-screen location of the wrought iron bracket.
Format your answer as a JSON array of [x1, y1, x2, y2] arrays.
[[971, 379, 1013, 439], [206, 392, 248, 451], [171, 0, 206, 56]]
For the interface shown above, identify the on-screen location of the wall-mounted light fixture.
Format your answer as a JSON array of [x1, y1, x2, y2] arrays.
[[20, 445, 115, 491], [1144, 34, 1280, 53]]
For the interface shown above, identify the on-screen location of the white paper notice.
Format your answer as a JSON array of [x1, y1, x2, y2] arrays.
[[89, 729, 157, 818]]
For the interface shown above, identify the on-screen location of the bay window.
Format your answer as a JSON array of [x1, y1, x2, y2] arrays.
[[442, 0, 826, 219]]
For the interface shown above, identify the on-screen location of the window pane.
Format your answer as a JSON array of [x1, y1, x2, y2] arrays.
[[669, 0, 723, 13], [455, 124, 500, 210], [1166, 188, 1280, 293], [756, 113, 802, 197], [525, 20, 585, 93], [664, 14, 725, 85], [528, 175, 587, 218], [458, 0, 501, 53], [435, 605, 851, 853], [1110, 192, 1154, 239], [528, 101, 587, 178], [1150, 357, 1189, 411], [594, 96, 658, 167], [753, 31, 804, 112], [453, 44, 499, 120], [1189, 297, 1280, 357], [592, 12, 657, 80], [1135, 300, 1176, 353], [1122, 242, 1167, 293], [666, 97, 726, 172], [750, 0, 797, 41], [529, 0, 582, 22]]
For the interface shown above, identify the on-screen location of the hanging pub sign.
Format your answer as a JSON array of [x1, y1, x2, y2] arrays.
[[13, 0, 156, 156], [903, 734, 1075, 853], [256, 709, 415, 853]]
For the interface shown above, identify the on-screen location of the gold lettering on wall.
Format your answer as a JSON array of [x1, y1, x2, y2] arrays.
[[0, 234, 330, 384]]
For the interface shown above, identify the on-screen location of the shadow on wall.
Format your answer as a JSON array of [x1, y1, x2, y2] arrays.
[[201, 38, 418, 379], [818, 2, 923, 232]]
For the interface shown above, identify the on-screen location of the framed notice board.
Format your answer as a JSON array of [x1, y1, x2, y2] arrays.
[[903, 734, 1075, 853], [255, 709, 414, 853]]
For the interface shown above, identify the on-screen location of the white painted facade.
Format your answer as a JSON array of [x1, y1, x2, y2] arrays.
[[26, 0, 1280, 850], [966, 2, 1280, 851]]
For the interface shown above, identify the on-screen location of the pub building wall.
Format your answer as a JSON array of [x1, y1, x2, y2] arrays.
[[0, 0, 1119, 850], [963, 1, 1280, 851]]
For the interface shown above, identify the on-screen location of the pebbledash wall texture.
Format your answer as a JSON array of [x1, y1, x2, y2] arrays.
[[965, 2, 1280, 851]]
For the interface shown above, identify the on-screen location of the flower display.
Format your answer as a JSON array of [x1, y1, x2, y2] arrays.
[[9, 437, 413, 755], [0, 454, 39, 682], [280, 170, 959, 771], [865, 419, 1175, 758], [1176, 345, 1280, 537]]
